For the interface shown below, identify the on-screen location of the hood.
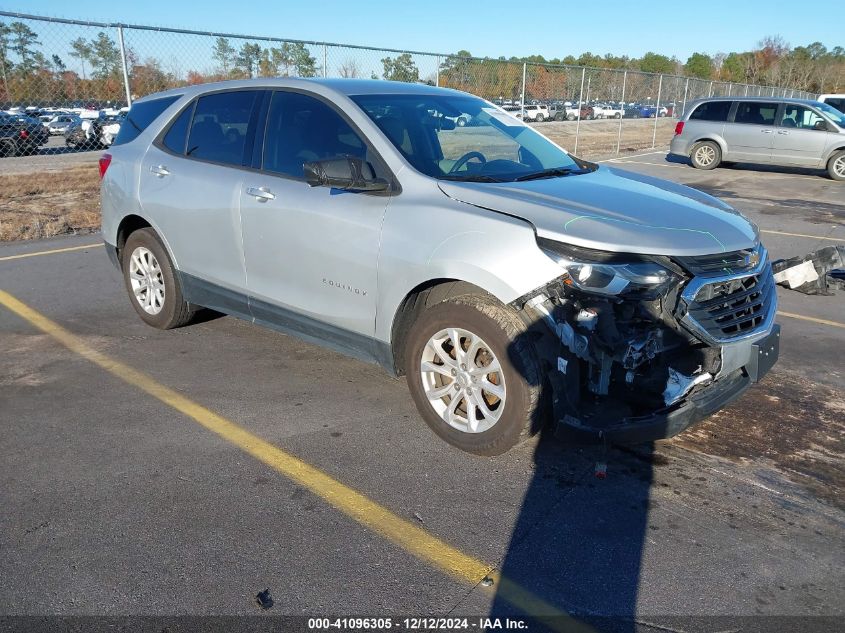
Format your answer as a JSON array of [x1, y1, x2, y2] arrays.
[[438, 166, 757, 256]]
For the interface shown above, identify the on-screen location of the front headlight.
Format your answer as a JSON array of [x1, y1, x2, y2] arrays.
[[539, 239, 679, 298]]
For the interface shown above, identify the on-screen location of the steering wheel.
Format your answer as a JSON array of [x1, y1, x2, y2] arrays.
[[448, 151, 486, 174]]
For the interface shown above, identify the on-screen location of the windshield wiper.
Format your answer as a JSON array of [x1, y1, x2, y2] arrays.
[[440, 174, 504, 183], [513, 167, 581, 182]]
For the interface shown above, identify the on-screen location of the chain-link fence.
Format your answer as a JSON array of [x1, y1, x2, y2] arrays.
[[0, 10, 817, 158]]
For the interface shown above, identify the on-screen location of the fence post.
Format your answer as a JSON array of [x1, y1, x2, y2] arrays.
[[708, 80, 713, 97], [682, 77, 689, 119], [652, 74, 662, 149], [436, 56, 441, 87], [520, 62, 526, 120], [322, 45, 327, 78], [616, 70, 627, 155], [574, 66, 585, 155], [116, 25, 132, 106]]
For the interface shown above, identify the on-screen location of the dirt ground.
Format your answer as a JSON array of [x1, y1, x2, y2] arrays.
[[0, 164, 100, 241]]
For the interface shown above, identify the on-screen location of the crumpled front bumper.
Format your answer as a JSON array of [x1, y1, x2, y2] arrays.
[[556, 324, 780, 444]]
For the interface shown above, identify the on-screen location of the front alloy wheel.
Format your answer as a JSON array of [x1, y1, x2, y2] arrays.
[[420, 327, 506, 434], [405, 295, 545, 455]]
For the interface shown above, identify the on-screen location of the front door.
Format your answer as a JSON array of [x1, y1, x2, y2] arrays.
[[771, 104, 829, 167], [239, 90, 391, 357]]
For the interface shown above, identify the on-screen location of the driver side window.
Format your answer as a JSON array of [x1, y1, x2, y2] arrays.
[[263, 91, 368, 178], [780, 105, 825, 130]]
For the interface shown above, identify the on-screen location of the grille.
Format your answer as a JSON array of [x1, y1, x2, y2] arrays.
[[684, 270, 775, 339], [676, 247, 760, 275]]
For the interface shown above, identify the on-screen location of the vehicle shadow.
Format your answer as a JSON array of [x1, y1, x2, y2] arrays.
[[487, 319, 658, 632], [664, 152, 825, 178]]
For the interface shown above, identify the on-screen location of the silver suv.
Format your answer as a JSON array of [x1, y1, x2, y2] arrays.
[[670, 97, 845, 180], [101, 79, 780, 455]]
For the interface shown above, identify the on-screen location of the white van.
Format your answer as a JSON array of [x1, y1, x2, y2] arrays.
[[818, 94, 845, 114]]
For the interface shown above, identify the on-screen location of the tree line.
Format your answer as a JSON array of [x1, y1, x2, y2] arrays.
[[0, 20, 840, 109]]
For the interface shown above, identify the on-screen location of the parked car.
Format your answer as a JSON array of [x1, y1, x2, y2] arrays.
[[601, 104, 624, 119], [101, 79, 781, 455], [501, 104, 550, 122], [817, 94, 845, 114], [64, 118, 105, 150], [0, 112, 50, 156], [670, 97, 845, 180], [579, 105, 594, 120], [589, 104, 607, 119], [100, 113, 125, 146], [46, 114, 82, 135]]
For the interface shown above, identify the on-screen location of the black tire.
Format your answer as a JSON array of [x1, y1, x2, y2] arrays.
[[122, 228, 196, 329], [0, 141, 16, 157], [535, 113, 545, 122], [690, 140, 721, 170], [405, 294, 545, 456], [614, 112, 622, 119], [827, 150, 845, 181], [566, 113, 576, 121], [456, 117, 467, 127]]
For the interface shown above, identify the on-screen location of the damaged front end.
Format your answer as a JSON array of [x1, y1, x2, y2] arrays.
[[516, 240, 780, 443]]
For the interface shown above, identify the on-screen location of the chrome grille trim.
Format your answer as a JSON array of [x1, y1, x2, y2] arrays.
[[677, 246, 778, 346]]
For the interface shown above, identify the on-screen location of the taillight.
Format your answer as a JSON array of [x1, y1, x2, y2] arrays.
[[19, 129, 29, 139], [674, 121, 685, 136], [98, 153, 112, 179]]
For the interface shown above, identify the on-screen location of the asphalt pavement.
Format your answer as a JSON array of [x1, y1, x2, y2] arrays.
[[1, 152, 843, 632]]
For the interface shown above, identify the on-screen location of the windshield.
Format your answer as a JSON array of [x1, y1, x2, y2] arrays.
[[812, 101, 845, 127], [351, 93, 589, 182]]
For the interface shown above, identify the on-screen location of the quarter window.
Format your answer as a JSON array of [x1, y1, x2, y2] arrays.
[[689, 101, 731, 122], [734, 102, 778, 126], [262, 91, 368, 178], [162, 103, 194, 154], [186, 90, 260, 166], [112, 95, 180, 146]]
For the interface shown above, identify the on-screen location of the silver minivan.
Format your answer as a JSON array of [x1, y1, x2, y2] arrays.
[[670, 97, 845, 180], [101, 79, 780, 455]]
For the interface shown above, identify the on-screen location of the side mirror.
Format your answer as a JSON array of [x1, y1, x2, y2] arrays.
[[303, 157, 390, 192], [813, 120, 829, 131]]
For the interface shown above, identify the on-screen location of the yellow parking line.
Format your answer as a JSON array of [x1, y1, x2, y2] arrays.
[[0, 288, 590, 631], [778, 311, 845, 330], [762, 230, 845, 243], [0, 242, 104, 262]]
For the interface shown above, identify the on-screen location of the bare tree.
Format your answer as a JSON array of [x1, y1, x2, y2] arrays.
[[339, 58, 360, 78]]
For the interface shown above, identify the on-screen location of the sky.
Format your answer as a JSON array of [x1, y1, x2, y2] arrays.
[[7, 0, 842, 61]]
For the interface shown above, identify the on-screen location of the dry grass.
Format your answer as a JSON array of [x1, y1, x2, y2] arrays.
[[0, 164, 101, 242]]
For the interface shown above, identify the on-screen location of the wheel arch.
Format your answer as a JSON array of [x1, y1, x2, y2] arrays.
[[114, 214, 179, 271], [386, 278, 497, 376], [691, 135, 727, 156]]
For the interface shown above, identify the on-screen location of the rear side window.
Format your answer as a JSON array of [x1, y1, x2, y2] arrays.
[[734, 102, 778, 125], [161, 103, 194, 154], [112, 96, 179, 146], [824, 98, 845, 114], [689, 101, 731, 122], [186, 90, 260, 166]]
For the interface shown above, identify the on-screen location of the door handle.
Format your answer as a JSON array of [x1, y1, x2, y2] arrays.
[[149, 165, 170, 177], [777, 130, 789, 135], [247, 186, 276, 202], [760, 129, 773, 134]]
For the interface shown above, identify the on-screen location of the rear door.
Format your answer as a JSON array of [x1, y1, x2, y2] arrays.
[[722, 101, 779, 162], [139, 89, 263, 301], [771, 104, 829, 167]]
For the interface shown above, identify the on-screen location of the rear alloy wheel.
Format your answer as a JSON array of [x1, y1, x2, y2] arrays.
[[690, 140, 721, 170], [827, 150, 845, 181], [535, 113, 545, 122], [405, 295, 544, 455], [122, 228, 196, 329]]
